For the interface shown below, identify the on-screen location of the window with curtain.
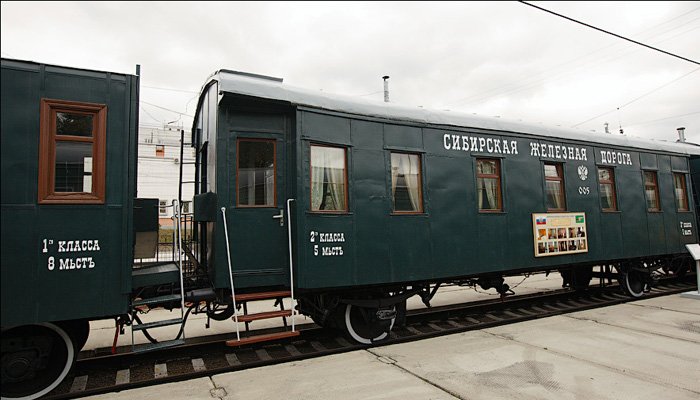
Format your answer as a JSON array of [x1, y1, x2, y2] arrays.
[[643, 171, 660, 211], [477, 158, 502, 212], [38, 98, 106, 204], [237, 140, 275, 207], [598, 167, 617, 211], [391, 152, 422, 213], [311, 145, 347, 212], [673, 173, 689, 211], [544, 163, 566, 211]]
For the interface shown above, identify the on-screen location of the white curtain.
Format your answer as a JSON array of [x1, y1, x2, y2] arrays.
[[392, 153, 420, 211], [242, 169, 256, 205], [311, 146, 345, 211], [327, 166, 345, 210], [479, 178, 498, 210], [264, 165, 274, 206], [405, 155, 419, 210], [547, 182, 563, 209]]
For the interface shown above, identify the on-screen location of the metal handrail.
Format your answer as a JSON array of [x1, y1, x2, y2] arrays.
[[173, 200, 186, 337], [220, 207, 241, 341], [286, 199, 296, 332]]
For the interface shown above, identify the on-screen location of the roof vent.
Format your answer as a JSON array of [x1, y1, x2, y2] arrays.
[[677, 127, 686, 142], [382, 76, 390, 103]]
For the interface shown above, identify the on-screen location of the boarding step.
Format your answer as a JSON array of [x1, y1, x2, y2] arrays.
[[132, 293, 182, 308], [234, 290, 291, 302], [132, 317, 183, 331], [132, 338, 185, 353], [234, 310, 292, 323], [225, 330, 300, 347]]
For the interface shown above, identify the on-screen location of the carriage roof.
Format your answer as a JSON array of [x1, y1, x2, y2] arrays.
[[210, 69, 699, 156]]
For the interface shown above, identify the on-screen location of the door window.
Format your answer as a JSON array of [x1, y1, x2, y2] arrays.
[[237, 139, 276, 207]]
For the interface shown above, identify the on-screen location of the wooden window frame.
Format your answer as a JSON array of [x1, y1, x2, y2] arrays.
[[544, 162, 566, 212], [236, 138, 277, 208], [643, 170, 661, 212], [476, 158, 503, 212], [597, 167, 618, 212], [309, 144, 349, 213], [38, 98, 106, 204], [673, 172, 689, 212], [390, 151, 424, 215]]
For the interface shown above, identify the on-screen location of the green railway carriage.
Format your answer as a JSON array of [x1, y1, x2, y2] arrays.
[[1, 58, 140, 323], [192, 69, 698, 300], [1, 59, 140, 399]]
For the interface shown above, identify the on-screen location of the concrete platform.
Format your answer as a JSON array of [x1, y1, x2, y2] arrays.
[[82, 293, 700, 400]]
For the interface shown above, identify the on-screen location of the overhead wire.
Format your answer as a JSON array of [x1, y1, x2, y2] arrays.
[[519, 1, 699, 65], [141, 100, 194, 118], [571, 66, 700, 128], [142, 85, 198, 94], [621, 111, 700, 128], [447, 6, 700, 107], [139, 105, 162, 124]]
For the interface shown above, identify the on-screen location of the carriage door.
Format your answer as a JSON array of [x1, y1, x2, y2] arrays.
[[229, 135, 288, 287]]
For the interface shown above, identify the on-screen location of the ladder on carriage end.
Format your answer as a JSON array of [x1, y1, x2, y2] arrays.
[[225, 291, 300, 346], [128, 200, 188, 353], [221, 200, 300, 347]]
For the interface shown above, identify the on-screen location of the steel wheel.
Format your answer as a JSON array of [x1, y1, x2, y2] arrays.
[[621, 269, 647, 298], [1, 323, 75, 400], [343, 304, 395, 345]]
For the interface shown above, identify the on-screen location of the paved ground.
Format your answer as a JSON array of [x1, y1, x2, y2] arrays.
[[83, 293, 700, 400]]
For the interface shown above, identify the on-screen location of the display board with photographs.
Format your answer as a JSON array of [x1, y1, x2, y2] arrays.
[[532, 212, 588, 257]]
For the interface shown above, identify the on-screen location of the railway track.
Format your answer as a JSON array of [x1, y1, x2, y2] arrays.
[[44, 277, 696, 399]]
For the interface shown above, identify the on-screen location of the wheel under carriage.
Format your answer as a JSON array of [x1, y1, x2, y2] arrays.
[[1, 320, 88, 400]]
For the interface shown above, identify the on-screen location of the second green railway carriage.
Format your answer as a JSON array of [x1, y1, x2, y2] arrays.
[[189, 69, 699, 342]]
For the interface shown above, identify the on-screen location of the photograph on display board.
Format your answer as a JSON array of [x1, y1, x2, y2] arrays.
[[532, 212, 589, 257]]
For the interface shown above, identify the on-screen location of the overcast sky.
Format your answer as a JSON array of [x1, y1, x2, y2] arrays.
[[2, 1, 699, 143]]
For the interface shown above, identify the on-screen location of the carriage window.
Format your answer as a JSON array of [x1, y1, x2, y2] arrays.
[[38, 98, 106, 204], [391, 152, 423, 213], [544, 163, 566, 211], [643, 171, 660, 211], [311, 145, 347, 212], [477, 158, 502, 212], [159, 200, 168, 216], [237, 140, 275, 207], [674, 173, 689, 211], [598, 167, 617, 211]]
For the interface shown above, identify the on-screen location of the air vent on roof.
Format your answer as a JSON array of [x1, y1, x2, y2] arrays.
[[219, 69, 283, 83]]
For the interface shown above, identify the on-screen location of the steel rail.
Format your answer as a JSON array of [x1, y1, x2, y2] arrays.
[[44, 277, 695, 400]]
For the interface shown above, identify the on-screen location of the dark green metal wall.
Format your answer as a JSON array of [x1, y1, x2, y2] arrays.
[[1, 60, 138, 326], [293, 109, 697, 290], [205, 93, 697, 293]]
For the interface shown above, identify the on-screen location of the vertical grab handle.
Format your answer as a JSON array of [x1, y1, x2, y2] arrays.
[[286, 199, 296, 332], [220, 207, 240, 341], [173, 200, 185, 332]]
